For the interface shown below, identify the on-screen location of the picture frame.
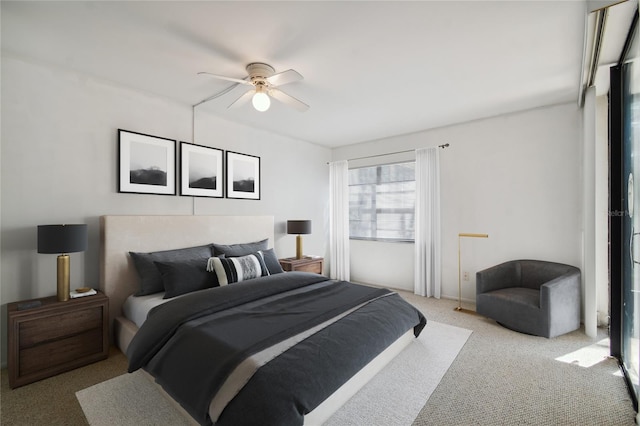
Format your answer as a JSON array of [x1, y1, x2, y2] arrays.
[[179, 142, 224, 198], [226, 151, 261, 200], [118, 129, 176, 195]]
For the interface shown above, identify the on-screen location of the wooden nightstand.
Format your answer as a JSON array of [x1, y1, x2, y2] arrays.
[[7, 291, 109, 388], [279, 257, 324, 275]]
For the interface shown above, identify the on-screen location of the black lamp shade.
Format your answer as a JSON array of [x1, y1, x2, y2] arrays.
[[287, 220, 312, 235], [37, 224, 88, 254]]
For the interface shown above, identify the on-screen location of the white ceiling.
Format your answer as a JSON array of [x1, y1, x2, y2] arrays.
[[0, 1, 614, 148]]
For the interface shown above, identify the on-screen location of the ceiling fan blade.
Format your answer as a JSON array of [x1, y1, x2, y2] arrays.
[[268, 88, 309, 112], [198, 72, 253, 86], [228, 89, 255, 109], [266, 69, 303, 87]]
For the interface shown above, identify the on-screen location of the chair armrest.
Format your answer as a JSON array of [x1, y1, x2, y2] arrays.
[[476, 261, 519, 294], [540, 271, 581, 309]]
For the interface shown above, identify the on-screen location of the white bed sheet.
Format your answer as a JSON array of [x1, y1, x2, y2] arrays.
[[122, 292, 171, 328]]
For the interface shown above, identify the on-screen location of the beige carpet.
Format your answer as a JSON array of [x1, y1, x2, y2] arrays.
[[401, 294, 637, 426], [3, 293, 635, 425], [76, 320, 471, 426]]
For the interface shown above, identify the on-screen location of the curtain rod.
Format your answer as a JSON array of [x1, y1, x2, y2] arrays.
[[329, 143, 449, 164]]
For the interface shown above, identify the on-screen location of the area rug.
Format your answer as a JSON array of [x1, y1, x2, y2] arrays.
[[76, 320, 471, 426]]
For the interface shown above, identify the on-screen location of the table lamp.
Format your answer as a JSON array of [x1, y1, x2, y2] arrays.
[[38, 224, 88, 301], [287, 220, 312, 259]]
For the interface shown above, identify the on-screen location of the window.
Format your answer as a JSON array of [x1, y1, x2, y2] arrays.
[[349, 162, 415, 241]]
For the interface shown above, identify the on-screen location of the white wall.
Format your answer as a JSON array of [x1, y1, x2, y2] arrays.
[[333, 102, 583, 304], [0, 55, 330, 364]]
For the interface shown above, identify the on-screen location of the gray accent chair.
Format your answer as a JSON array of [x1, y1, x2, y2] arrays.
[[476, 260, 581, 338]]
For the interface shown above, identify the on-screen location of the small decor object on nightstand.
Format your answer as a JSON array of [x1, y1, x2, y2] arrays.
[[16, 300, 42, 311], [70, 287, 97, 298], [37, 224, 88, 302], [287, 220, 312, 259]]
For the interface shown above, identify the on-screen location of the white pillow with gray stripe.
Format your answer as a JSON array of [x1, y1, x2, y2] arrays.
[[207, 253, 269, 285]]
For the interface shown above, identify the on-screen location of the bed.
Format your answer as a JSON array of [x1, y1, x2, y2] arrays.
[[99, 215, 426, 426]]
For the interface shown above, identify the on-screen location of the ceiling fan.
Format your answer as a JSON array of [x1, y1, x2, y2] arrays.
[[198, 63, 309, 112]]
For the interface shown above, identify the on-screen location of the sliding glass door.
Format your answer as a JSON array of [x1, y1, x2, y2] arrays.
[[622, 19, 640, 404], [613, 11, 640, 410]]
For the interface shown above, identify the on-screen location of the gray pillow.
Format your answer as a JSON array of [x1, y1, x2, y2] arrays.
[[155, 258, 220, 299], [212, 239, 268, 257], [129, 244, 214, 296], [258, 248, 284, 275]]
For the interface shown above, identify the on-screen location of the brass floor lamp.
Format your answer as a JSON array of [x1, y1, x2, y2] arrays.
[[455, 232, 488, 313]]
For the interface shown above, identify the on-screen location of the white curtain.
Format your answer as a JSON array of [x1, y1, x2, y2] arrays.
[[329, 160, 350, 281], [414, 147, 441, 297]]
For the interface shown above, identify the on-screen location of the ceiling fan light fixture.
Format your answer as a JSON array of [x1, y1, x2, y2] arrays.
[[200, 62, 308, 112], [252, 88, 270, 112]]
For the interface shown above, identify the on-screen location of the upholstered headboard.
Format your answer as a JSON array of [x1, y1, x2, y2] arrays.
[[99, 215, 275, 337]]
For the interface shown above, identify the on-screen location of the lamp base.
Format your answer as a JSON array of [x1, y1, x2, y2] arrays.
[[57, 254, 70, 302], [296, 235, 303, 259]]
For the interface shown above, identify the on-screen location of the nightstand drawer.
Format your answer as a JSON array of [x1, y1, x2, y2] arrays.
[[19, 328, 103, 376], [294, 262, 323, 274], [19, 307, 103, 347]]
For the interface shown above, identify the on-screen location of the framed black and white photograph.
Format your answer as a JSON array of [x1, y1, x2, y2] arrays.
[[118, 129, 176, 195], [226, 151, 260, 200], [180, 142, 224, 198]]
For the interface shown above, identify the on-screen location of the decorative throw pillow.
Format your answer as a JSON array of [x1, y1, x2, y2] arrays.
[[258, 248, 284, 274], [212, 239, 269, 257], [155, 258, 220, 299], [129, 244, 214, 296], [207, 253, 269, 285]]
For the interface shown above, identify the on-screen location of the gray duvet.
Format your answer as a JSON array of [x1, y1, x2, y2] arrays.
[[127, 271, 426, 425]]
